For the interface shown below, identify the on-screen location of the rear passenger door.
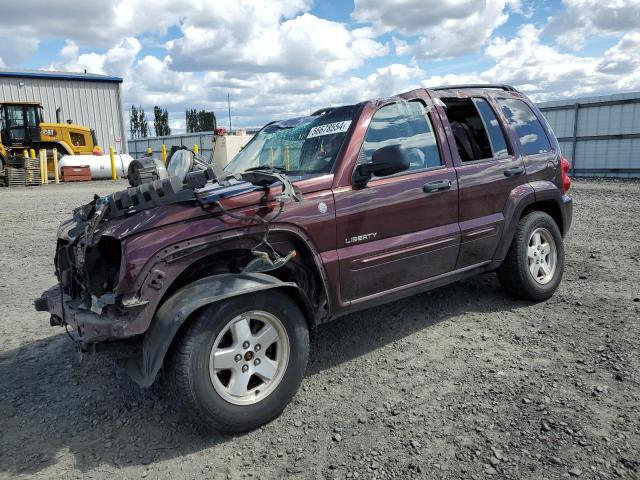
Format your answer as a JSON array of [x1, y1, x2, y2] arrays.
[[437, 95, 527, 268], [333, 99, 459, 303]]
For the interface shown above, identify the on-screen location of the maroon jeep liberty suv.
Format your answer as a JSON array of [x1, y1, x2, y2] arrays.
[[36, 84, 572, 432]]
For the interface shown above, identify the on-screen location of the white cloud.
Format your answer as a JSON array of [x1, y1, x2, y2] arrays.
[[547, 0, 640, 50], [353, 0, 511, 58], [0, 36, 39, 66], [0, 0, 187, 47], [422, 25, 640, 100], [50, 37, 141, 79], [167, 10, 387, 78]]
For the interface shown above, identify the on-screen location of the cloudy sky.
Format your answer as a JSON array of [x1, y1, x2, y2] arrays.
[[1, 0, 639, 132]]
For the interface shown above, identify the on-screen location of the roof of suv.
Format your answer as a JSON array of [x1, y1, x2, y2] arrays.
[[430, 84, 518, 92]]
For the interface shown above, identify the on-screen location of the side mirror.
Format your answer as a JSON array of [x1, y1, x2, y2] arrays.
[[353, 144, 410, 186]]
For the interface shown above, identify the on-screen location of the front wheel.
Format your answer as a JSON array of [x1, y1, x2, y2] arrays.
[[168, 290, 309, 433], [497, 211, 565, 301]]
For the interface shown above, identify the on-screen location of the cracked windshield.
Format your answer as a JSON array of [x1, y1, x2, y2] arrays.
[[224, 105, 357, 176]]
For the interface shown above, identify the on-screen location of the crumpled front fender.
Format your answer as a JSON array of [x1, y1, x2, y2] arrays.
[[126, 272, 309, 388]]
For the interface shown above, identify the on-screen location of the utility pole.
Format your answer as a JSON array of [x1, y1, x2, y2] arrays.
[[227, 93, 232, 131]]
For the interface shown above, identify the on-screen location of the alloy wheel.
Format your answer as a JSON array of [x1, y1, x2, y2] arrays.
[[209, 311, 290, 405], [527, 227, 557, 285]]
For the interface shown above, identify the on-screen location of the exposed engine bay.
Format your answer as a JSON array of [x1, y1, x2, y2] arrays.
[[51, 158, 303, 318]]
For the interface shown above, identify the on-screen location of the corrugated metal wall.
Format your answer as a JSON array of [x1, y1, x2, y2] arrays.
[[537, 92, 640, 178], [0, 76, 127, 153], [128, 133, 215, 159]]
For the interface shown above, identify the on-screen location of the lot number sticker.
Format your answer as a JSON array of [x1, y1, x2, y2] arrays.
[[307, 121, 352, 139]]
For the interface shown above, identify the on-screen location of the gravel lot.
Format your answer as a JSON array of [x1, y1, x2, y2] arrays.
[[0, 179, 638, 480]]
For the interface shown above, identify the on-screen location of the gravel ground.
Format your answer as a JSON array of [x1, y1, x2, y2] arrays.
[[0, 179, 638, 480]]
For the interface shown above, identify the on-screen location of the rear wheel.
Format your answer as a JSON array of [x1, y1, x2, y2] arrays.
[[168, 290, 309, 433], [497, 211, 564, 301]]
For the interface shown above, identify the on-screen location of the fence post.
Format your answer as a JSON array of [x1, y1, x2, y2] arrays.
[[109, 146, 117, 180], [161, 144, 167, 164], [39, 151, 45, 184], [30, 149, 36, 159], [23, 149, 28, 158], [41, 150, 48, 184], [52, 148, 60, 184], [570, 103, 580, 176], [193, 144, 199, 154]]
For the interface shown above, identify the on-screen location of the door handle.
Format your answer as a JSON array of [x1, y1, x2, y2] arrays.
[[423, 179, 452, 193], [503, 166, 524, 177]]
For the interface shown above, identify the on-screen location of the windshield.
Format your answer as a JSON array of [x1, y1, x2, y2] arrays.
[[224, 105, 357, 175]]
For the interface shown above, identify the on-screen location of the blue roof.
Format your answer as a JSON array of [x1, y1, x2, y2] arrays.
[[0, 69, 122, 83]]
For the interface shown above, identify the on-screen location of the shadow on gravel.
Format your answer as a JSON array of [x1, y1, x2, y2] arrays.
[[307, 273, 521, 376], [0, 273, 525, 476]]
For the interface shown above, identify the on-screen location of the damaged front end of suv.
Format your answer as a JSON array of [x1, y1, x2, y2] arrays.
[[35, 163, 310, 374], [36, 175, 193, 342]]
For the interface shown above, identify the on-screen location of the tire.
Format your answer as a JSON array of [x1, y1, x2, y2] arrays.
[[497, 211, 565, 301], [168, 289, 309, 433]]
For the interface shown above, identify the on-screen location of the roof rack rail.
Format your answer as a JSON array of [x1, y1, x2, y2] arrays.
[[431, 84, 518, 92]]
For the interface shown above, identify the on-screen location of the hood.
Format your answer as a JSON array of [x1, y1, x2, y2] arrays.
[[62, 172, 332, 243]]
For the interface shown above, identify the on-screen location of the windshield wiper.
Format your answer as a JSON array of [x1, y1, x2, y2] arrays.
[[244, 165, 287, 173]]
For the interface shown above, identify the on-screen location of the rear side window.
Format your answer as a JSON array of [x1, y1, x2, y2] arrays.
[[360, 101, 442, 173], [498, 98, 552, 155], [473, 98, 509, 158]]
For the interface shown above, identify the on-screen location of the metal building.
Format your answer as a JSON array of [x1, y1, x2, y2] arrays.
[[538, 91, 640, 178], [0, 69, 127, 153]]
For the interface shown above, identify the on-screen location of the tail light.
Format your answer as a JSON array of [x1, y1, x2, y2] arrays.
[[560, 157, 571, 193]]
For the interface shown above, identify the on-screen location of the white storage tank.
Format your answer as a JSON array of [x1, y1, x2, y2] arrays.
[[58, 153, 134, 179]]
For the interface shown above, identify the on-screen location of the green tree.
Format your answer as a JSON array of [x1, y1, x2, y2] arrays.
[[153, 106, 171, 136], [185, 109, 198, 133], [129, 105, 139, 139], [197, 110, 217, 132], [186, 109, 217, 133], [138, 106, 149, 138]]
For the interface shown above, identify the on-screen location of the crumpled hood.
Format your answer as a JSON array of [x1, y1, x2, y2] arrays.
[[58, 178, 267, 243], [100, 180, 267, 240]]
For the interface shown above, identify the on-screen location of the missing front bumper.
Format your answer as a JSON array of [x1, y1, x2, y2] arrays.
[[35, 284, 132, 343]]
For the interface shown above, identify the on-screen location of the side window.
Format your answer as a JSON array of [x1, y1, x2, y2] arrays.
[[441, 97, 512, 162], [25, 107, 38, 127], [473, 98, 509, 158], [360, 101, 442, 174], [498, 98, 552, 155], [70, 132, 87, 146], [6, 106, 24, 128]]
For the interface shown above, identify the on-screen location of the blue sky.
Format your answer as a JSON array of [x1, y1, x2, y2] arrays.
[[1, 0, 638, 131]]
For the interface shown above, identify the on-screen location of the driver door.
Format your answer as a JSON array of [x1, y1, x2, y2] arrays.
[[333, 99, 460, 304], [23, 106, 41, 145]]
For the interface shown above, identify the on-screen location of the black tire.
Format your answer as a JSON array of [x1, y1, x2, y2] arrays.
[[168, 289, 309, 433], [497, 211, 564, 301]]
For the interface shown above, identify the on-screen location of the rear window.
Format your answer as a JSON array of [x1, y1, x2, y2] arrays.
[[498, 98, 552, 156]]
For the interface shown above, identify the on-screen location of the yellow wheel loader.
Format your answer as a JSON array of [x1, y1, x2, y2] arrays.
[[0, 102, 98, 173]]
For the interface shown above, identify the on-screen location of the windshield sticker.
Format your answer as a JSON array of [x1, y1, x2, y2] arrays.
[[307, 120, 352, 139]]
